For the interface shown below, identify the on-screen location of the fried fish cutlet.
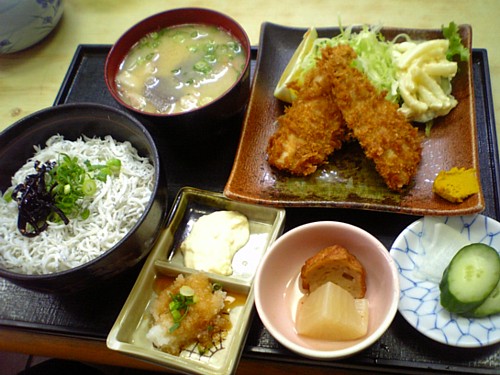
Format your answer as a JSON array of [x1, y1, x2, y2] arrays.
[[267, 63, 348, 176], [323, 45, 423, 191]]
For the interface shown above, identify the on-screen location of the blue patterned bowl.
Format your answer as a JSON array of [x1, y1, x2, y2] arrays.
[[0, 0, 64, 54], [390, 214, 500, 347]]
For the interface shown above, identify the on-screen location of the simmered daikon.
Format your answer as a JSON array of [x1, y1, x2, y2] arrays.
[[296, 281, 368, 340]]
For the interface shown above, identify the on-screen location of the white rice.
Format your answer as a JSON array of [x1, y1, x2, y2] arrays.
[[0, 135, 155, 275]]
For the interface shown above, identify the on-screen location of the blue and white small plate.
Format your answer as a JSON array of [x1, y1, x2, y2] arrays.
[[390, 214, 500, 347]]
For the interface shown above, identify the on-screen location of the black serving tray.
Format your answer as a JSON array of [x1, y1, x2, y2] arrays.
[[0, 44, 499, 374]]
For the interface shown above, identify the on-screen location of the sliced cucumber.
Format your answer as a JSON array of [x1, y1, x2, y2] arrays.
[[468, 279, 500, 318], [439, 243, 500, 314]]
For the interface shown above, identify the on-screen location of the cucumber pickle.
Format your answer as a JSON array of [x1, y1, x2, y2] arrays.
[[439, 243, 500, 316]]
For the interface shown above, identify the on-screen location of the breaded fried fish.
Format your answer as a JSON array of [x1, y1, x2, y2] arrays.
[[267, 61, 348, 176], [322, 45, 423, 191]]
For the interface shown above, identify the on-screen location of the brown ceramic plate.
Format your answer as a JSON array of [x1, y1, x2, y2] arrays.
[[224, 23, 484, 216]]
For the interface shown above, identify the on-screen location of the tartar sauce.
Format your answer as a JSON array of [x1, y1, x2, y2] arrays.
[[180, 210, 250, 275]]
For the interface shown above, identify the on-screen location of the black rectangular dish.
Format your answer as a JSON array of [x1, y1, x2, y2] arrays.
[[0, 44, 498, 374]]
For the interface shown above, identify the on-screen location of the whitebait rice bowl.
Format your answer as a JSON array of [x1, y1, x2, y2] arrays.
[[0, 135, 155, 275]]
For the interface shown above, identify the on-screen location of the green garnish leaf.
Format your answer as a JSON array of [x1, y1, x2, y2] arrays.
[[442, 21, 469, 62]]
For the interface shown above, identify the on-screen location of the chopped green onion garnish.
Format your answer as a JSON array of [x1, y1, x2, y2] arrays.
[[106, 159, 121, 175], [193, 60, 212, 74], [2, 187, 13, 202], [168, 288, 197, 332], [82, 178, 97, 196], [81, 208, 90, 220], [180, 285, 195, 297], [41, 154, 122, 221]]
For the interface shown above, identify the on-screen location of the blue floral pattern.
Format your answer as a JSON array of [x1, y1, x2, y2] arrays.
[[36, 0, 60, 9], [390, 214, 500, 347], [0, 0, 63, 53]]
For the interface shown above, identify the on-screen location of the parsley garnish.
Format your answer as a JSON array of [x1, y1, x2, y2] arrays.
[[442, 22, 469, 62]]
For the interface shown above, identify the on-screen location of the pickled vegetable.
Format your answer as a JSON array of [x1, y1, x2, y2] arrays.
[[439, 243, 500, 314]]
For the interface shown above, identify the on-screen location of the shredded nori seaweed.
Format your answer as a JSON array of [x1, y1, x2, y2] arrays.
[[12, 161, 69, 237]]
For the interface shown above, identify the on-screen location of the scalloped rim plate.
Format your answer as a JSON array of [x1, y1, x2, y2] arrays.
[[390, 214, 500, 347]]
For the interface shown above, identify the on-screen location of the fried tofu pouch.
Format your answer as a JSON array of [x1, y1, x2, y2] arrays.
[[300, 245, 366, 298]]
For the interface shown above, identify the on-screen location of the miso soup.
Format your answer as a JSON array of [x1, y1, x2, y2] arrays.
[[115, 24, 247, 115]]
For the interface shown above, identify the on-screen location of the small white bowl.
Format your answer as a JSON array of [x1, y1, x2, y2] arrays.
[[254, 221, 399, 360]]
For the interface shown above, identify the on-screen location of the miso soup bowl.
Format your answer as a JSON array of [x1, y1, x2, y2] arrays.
[[104, 8, 252, 141], [0, 103, 168, 294], [254, 221, 400, 360]]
